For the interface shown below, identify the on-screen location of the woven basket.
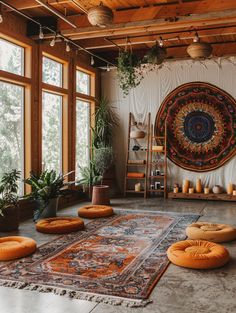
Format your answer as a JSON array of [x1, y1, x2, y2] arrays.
[[88, 3, 113, 27], [187, 42, 212, 59], [130, 130, 146, 139]]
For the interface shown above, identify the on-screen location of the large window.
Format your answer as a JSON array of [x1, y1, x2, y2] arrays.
[[42, 56, 63, 87], [0, 38, 24, 76], [76, 70, 90, 95], [42, 92, 62, 173], [75, 100, 90, 180]]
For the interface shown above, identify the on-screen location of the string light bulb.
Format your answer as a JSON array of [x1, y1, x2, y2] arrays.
[[158, 37, 164, 47], [193, 32, 199, 43], [65, 40, 71, 52], [50, 34, 56, 47], [91, 56, 95, 65], [39, 25, 44, 39]]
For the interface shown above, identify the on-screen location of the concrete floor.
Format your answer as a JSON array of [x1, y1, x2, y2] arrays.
[[0, 197, 236, 313]]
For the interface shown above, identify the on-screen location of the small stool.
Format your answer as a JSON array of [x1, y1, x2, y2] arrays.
[[36, 217, 84, 234], [78, 205, 113, 219], [167, 240, 230, 269], [186, 222, 236, 243], [0, 236, 37, 261]]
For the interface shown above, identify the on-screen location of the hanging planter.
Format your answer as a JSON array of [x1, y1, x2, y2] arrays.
[[117, 42, 143, 96], [88, 2, 113, 27], [143, 43, 167, 65]]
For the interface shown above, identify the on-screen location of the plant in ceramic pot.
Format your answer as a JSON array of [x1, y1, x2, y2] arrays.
[[0, 170, 21, 231], [25, 170, 73, 221]]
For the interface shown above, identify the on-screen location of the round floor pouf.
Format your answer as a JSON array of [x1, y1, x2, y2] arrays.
[[0, 236, 37, 261], [78, 205, 114, 219], [186, 222, 236, 243], [167, 240, 230, 269], [36, 217, 84, 234]]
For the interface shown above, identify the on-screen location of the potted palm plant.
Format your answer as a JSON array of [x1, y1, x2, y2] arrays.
[[0, 169, 21, 232], [25, 170, 73, 221]]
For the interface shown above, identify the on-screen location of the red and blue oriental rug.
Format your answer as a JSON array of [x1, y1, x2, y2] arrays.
[[0, 210, 199, 307]]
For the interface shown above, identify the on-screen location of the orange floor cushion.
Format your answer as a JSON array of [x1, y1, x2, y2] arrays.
[[186, 222, 236, 243], [0, 236, 37, 261], [36, 217, 84, 234], [167, 240, 230, 269], [78, 205, 114, 219]]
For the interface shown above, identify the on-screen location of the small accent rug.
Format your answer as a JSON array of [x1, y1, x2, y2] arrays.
[[0, 210, 199, 307]]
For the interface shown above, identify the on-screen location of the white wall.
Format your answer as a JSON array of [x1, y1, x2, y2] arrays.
[[101, 57, 236, 192]]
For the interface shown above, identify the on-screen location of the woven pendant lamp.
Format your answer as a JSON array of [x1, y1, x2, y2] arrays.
[[88, 2, 113, 27], [187, 33, 212, 59]]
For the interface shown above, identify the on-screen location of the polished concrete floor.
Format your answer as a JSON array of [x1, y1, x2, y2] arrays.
[[0, 197, 236, 313]]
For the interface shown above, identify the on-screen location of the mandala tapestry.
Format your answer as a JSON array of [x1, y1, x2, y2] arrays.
[[155, 82, 236, 171]]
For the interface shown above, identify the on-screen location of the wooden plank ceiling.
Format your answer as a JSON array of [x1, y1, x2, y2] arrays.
[[4, 0, 236, 63]]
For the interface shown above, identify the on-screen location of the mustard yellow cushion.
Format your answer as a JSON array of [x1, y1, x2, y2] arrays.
[[78, 205, 113, 219], [36, 217, 84, 234], [0, 236, 37, 261], [186, 222, 236, 243], [167, 240, 230, 269]]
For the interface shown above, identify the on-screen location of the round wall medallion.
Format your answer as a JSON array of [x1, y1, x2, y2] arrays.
[[155, 82, 236, 171]]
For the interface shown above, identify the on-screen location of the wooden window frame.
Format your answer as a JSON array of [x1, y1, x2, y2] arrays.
[[0, 33, 32, 195]]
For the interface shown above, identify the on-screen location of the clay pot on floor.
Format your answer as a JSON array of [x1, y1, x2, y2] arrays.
[[0, 205, 19, 232], [92, 185, 110, 205]]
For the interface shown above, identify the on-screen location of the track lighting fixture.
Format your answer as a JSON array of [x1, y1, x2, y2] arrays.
[[50, 34, 57, 47], [91, 56, 95, 65], [39, 25, 44, 39], [106, 63, 110, 72], [193, 32, 199, 43], [158, 37, 164, 47], [65, 40, 71, 52]]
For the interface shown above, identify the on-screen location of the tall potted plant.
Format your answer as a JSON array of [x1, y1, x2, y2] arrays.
[[0, 170, 21, 231], [25, 170, 73, 221]]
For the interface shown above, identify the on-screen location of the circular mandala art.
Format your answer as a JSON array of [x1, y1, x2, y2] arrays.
[[155, 82, 236, 172]]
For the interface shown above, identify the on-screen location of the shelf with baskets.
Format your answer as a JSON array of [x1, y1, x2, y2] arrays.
[[147, 124, 167, 198], [124, 112, 151, 198]]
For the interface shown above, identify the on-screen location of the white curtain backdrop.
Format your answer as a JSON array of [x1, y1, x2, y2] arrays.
[[101, 57, 236, 192]]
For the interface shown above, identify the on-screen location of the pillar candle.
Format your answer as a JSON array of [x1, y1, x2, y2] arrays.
[[227, 183, 233, 195], [196, 178, 202, 193], [189, 187, 194, 194], [182, 179, 189, 193], [204, 187, 210, 195], [233, 190, 236, 196], [173, 187, 179, 193], [135, 183, 141, 192]]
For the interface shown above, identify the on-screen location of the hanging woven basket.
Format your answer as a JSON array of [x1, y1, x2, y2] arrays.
[[187, 41, 213, 59], [88, 2, 113, 27]]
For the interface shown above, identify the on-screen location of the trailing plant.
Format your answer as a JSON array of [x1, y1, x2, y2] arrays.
[[117, 50, 143, 96], [24, 170, 73, 220], [0, 169, 21, 217], [92, 96, 119, 148], [143, 43, 166, 65]]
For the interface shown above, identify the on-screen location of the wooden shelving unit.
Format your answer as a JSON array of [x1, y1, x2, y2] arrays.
[[147, 123, 167, 198], [168, 192, 236, 202], [124, 112, 151, 198]]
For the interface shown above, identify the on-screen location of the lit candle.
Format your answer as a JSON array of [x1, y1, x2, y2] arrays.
[[196, 178, 202, 193], [227, 183, 233, 195], [173, 187, 179, 193], [135, 183, 141, 192], [204, 187, 210, 195], [189, 187, 194, 194]]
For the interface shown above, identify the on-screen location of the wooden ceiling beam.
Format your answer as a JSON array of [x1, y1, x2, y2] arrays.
[[3, 0, 71, 10], [59, 9, 236, 40]]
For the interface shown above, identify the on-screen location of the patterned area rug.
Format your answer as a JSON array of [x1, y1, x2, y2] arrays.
[[155, 82, 236, 171], [0, 210, 199, 307]]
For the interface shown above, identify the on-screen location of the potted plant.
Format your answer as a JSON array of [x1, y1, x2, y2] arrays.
[[0, 169, 21, 232], [117, 49, 143, 96], [143, 42, 166, 65], [25, 170, 73, 221]]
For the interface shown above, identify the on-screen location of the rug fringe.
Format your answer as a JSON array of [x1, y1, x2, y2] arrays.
[[0, 280, 152, 307]]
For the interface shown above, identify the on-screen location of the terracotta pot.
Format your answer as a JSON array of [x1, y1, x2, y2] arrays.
[[88, 4, 113, 27], [0, 205, 19, 232], [92, 185, 110, 205], [212, 185, 222, 194]]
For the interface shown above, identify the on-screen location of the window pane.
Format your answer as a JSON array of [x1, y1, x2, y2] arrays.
[[42, 92, 62, 173], [76, 70, 90, 95], [42, 56, 63, 87], [75, 100, 90, 180], [0, 81, 24, 193], [0, 38, 24, 76]]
